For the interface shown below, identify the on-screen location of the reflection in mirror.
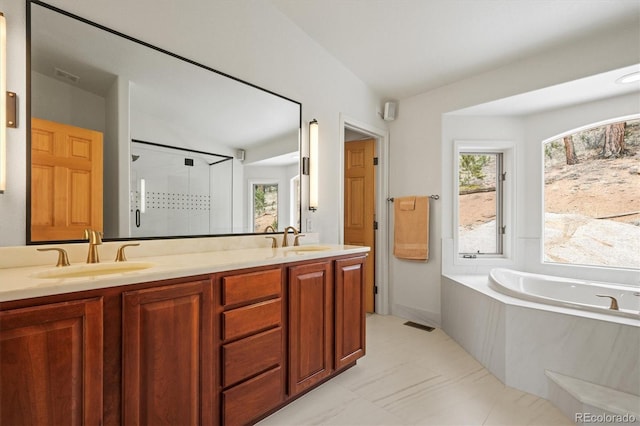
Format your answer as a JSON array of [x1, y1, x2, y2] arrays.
[[130, 140, 233, 237], [28, 1, 301, 242]]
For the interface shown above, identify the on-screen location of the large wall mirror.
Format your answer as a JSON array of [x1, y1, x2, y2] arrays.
[[27, 1, 301, 243]]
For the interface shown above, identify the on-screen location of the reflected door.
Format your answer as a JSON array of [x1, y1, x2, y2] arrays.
[[31, 118, 103, 241]]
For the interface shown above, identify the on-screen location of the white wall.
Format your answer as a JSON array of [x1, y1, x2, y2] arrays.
[[390, 22, 639, 326], [0, 0, 385, 246]]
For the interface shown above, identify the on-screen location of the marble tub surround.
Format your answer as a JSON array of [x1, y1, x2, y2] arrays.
[[0, 236, 365, 303], [442, 275, 640, 403], [0, 233, 321, 269], [258, 314, 571, 426], [546, 370, 640, 421]]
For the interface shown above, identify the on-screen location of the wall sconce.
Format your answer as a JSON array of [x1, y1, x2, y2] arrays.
[[307, 119, 318, 211], [0, 12, 6, 192]]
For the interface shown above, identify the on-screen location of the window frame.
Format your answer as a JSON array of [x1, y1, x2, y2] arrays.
[[453, 140, 515, 264]]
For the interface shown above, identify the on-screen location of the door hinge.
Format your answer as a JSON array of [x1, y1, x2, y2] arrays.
[[373, 157, 379, 166], [373, 221, 378, 230], [501, 225, 506, 234], [502, 172, 507, 181], [374, 286, 378, 294]]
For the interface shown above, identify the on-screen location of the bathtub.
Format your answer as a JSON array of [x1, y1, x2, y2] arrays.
[[489, 268, 640, 319], [442, 272, 640, 412]]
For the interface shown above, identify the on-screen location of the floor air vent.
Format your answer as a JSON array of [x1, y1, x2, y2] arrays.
[[404, 321, 435, 332]]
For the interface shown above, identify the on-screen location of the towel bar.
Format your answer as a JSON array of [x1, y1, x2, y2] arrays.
[[387, 195, 439, 202]]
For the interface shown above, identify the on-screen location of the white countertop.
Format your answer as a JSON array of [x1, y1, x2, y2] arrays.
[[0, 244, 369, 303]]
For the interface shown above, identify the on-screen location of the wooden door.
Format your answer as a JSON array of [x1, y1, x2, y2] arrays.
[[0, 297, 103, 425], [288, 261, 333, 395], [335, 256, 367, 370], [122, 280, 214, 425], [31, 118, 103, 241], [344, 139, 375, 312]]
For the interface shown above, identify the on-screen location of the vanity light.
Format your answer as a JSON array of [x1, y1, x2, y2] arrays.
[[0, 12, 6, 192], [308, 119, 318, 211]]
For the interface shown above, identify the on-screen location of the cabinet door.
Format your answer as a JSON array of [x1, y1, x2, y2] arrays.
[[0, 297, 103, 426], [122, 280, 214, 425], [335, 256, 367, 370], [288, 261, 333, 395]]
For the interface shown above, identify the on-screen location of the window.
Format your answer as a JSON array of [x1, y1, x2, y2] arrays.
[[457, 152, 505, 256], [543, 117, 640, 269]]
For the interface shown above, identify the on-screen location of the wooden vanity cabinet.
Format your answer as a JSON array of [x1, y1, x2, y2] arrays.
[[218, 267, 285, 426], [287, 260, 334, 395], [122, 279, 214, 425], [335, 256, 367, 370], [0, 297, 103, 426], [0, 251, 367, 425]]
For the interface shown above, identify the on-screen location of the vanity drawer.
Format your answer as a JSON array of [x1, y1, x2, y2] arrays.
[[222, 298, 282, 341], [222, 268, 281, 307], [222, 327, 282, 388], [222, 366, 284, 426]]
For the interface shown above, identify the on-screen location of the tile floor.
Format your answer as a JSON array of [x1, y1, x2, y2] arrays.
[[258, 314, 573, 426]]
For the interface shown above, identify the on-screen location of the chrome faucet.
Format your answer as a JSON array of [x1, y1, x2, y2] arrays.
[[282, 226, 298, 247], [84, 228, 103, 263]]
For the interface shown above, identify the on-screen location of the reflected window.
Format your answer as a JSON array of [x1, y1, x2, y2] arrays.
[[543, 117, 640, 269], [253, 183, 279, 232]]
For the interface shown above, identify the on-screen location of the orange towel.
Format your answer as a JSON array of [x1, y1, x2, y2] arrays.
[[394, 196, 429, 260]]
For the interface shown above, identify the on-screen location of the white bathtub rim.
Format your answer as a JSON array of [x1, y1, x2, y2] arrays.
[[489, 268, 640, 320], [443, 273, 640, 327]]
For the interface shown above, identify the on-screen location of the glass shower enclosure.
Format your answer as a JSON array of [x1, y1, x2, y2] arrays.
[[130, 140, 234, 237]]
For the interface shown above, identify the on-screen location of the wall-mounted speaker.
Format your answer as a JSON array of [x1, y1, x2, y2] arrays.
[[236, 149, 245, 161], [383, 101, 397, 121]]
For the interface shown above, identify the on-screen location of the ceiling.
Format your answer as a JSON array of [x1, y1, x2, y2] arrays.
[[270, 0, 640, 101]]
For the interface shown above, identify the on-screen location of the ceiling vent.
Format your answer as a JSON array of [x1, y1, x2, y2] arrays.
[[54, 67, 80, 84]]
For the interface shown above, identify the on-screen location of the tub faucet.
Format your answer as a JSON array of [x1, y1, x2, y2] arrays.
[[282, 226, 298, 247], [84, 228, 103, 264], [264, 225, 276, 233], [596, 294, 619, 310]]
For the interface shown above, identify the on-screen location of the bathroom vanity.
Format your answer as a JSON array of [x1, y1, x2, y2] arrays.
[[0, 244, 368, 425]]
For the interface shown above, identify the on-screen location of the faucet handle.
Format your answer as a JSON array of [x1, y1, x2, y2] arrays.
[[115, 243, 140, 262], [596, 295, 619, 310], [293, 234, 305, 246], [37, 248, 71, 267], [265, 236, 278, 248]]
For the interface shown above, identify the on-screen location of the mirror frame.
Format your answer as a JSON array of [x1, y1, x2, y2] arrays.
[[26, 0, 302, 245]]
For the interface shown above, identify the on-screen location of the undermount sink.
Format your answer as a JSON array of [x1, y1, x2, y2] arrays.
[[284, 245, 332, 253], [32, 262, 155, 279]]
